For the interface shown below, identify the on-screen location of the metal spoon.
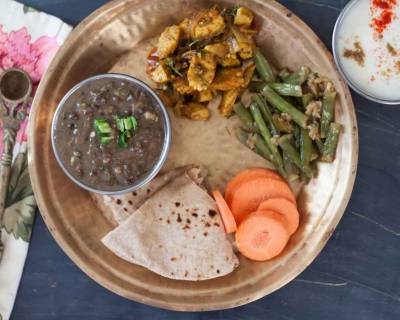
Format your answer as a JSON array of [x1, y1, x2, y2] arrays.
[[0, 68, 32, 262]]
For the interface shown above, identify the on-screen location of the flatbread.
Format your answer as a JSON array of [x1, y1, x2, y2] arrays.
[[92, 165, 207, 224], [102, 169, 239, 280]]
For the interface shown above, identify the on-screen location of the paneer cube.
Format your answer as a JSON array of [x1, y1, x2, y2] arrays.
[[157, 25, 181, 59], [231, 25, 255, 59], [211, 67, 245, 91], [204, 43, 229, 58], [221, 53, 241, 67], [173, 77, 194, 95], [219, 88, 241, 116], [187, 52, 217, 91], [183, 102, 210, 120], [193, 8, 226, 39], [197, 89, 214, 102], [179, 18, 192, 40], [150, 63, 171, 84], [238, 42, 254, 59], [234, 7, 254, 27]]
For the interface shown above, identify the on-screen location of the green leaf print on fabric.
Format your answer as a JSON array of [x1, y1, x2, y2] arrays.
[[1, 151, 36, 242], [22, 5, 38, 14]]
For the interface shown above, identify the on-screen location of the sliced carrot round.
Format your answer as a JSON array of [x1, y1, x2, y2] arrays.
[[225, 168, 283, 204], [236, 210, 290, 261], [212, 190, 237, 233], [258, 198, 299, 235], [228, 177, 296, 224]]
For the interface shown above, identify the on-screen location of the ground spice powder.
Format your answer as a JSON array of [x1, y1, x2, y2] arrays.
[[370, 0, 397, 34], [343, 41, 366, 66]]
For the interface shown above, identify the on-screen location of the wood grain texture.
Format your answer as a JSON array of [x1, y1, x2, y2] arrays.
[[11, 0, 400, 319]]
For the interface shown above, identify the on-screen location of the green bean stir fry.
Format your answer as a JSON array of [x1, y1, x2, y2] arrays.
[[235, 48, 341, 183]]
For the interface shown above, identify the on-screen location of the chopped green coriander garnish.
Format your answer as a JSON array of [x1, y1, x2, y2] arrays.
[[100, 136, 113, 144], [131, 116, 138, 130], [93, 116, 138, 147], [94, 119, 112, 133], [116, 118, 125, 132], [117, 131, 128, 147], [123, 118, 133, 130], [94, 119, 113, 144], [116, 115, 138, 148]]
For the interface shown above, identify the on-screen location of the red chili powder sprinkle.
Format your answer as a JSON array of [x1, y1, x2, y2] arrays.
[[373, 0, 396, 10], [373, 10, 395, 33], [371, 0, 397, 34]]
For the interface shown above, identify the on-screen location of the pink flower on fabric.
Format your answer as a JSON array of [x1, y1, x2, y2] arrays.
[[0, 25, 57, 154], [0, 25, 59, 84]]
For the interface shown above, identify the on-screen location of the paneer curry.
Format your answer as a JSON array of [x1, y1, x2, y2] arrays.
[[146, 6, 257, 120]]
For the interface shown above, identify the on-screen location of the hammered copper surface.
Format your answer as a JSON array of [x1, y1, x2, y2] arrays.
[[28, 0, 358, 311]]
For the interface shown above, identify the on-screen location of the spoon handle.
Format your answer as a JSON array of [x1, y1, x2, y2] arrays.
[[0, 68, 32, 261], [0, 126, 17, 261]]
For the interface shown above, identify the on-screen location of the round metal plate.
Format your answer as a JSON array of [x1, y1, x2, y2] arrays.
[[28, 0, 358, 311]]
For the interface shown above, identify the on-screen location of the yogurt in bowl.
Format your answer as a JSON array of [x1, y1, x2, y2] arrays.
[[333, 0, 400, 104]]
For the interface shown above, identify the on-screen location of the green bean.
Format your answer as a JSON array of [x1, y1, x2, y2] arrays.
[[279, 69, 291, 82], [300, 127, 312, 166], [236, 128, 274, 163], [283, 152, 299, 182], [293, 125, 300, 149], [321, 122, 341, 162], [254, 135, 286, 177], [254, 47, 276, 83], [252, 94, 279, 136], [285, 66, 310, 85], [249, 102, 284, 174], [238, 127, 285, 177], [262, 85, 309, 128], [320, 91, 336, 138], [315, 138, 324, 154], [269, 83, 303, 97], [233, 102, 257, 132], [310, 143, 319, 161], [285, 96, 302, 109], [278, 134, 314, 178], [302, 93, 314, 108], [236, 127, 250, 146], [248, 81, 266, 92], [253, 133, 274, 163]]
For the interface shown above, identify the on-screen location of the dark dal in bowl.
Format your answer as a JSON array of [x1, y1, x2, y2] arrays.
[[52, 74, 170, 194]]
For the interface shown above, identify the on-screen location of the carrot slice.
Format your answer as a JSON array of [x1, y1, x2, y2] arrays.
[[236, 210, 290, 261], [225, 168, 283, 204], [229, 177, 296, 224], [258, 198, 299, 235], [212, 190, 237, 233]]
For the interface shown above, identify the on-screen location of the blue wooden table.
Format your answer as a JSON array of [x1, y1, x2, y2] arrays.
[[11, 1, 400, 319]]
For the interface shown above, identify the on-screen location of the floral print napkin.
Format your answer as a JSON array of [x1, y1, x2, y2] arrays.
[[0, 1, 71, 319]]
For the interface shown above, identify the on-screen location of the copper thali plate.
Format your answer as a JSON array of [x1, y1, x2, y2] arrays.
[[28, 0, 358, 311]]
